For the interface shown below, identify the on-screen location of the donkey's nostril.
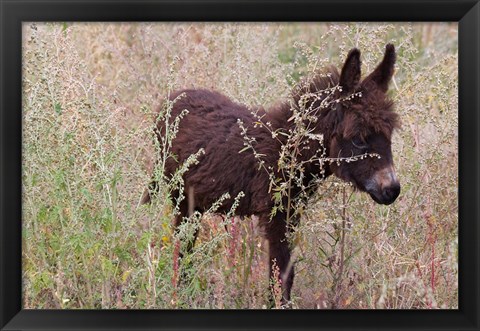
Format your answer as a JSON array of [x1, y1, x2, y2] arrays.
[[383, 183, 401, 202]]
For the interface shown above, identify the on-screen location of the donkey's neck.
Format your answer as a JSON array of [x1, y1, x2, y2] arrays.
[[265, 99, 335, 182], [260, 69, 341, 183]]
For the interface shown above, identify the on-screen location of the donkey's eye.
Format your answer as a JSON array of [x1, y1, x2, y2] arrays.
[[352, 137, 368, 150]]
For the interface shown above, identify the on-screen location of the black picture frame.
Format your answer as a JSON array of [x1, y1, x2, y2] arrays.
[[1, 0, 479, 330]]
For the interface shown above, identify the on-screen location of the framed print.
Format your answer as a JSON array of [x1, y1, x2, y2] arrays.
[[1, 0, 479, 330]]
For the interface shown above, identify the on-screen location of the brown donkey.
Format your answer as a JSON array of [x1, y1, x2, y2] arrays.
[[142, 44, 401, 306]]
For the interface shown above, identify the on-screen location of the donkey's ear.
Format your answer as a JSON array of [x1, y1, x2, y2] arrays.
[[363, 43, 396, 92], [339, 48, 361, 94]]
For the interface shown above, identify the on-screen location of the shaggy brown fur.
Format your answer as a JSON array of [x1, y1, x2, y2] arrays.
[[142, 44, 401, 306]]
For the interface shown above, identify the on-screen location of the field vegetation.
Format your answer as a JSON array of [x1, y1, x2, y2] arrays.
[[22, 22, 458, 309]]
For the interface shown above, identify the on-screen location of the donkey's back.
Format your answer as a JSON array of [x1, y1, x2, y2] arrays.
[[159, 89, 272, 216]]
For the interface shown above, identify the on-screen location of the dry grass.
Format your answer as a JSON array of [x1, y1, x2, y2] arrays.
[[22, 22, 457, 309]]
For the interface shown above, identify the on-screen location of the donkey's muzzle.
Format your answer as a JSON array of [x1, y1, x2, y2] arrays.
[[368, 182, 400, 205], [366, 166, 401, 205], [380, 183, 401, 205]]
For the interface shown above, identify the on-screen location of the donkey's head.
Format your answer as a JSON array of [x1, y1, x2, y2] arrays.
[[329, 44, 401, 205]]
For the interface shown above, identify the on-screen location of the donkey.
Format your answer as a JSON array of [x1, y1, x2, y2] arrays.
[[142, 44, 401, 306]]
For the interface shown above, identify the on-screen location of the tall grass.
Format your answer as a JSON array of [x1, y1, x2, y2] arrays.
[[22, 22, 457, 309]]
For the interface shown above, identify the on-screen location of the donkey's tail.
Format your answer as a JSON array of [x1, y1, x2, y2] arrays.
[[139, 180, 159, 206]]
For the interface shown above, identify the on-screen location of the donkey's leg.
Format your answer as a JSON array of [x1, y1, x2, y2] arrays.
[[265, 214, 295, 307], [172, 197, 203, 290], [172, 201, 201, 260]]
